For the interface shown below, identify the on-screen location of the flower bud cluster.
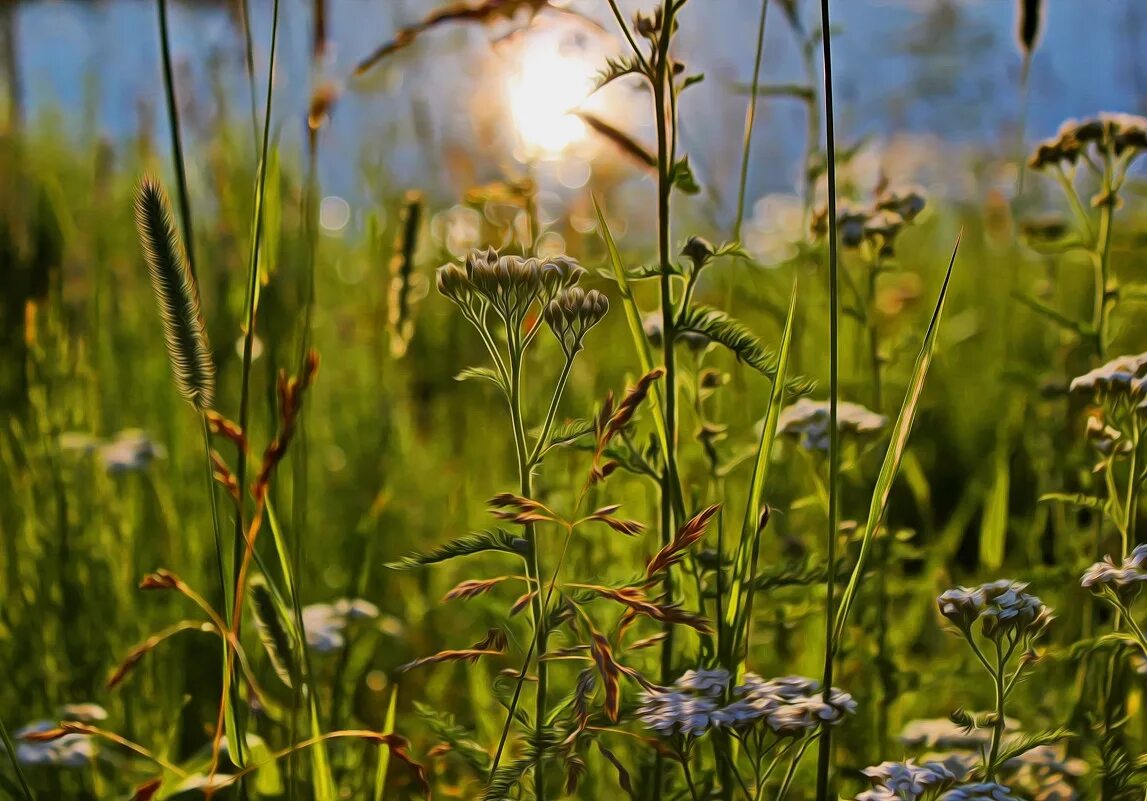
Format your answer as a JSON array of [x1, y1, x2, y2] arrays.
[[1081, 544, 1147, 604], [543, 286, 609, 357], [856, 759, 958, 801], [436, 247, 588, 326]]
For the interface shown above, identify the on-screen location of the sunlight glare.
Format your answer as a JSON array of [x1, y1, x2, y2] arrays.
[[506, 35, 599, 158]]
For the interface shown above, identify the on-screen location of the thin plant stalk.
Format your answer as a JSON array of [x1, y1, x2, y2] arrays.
[[229, 0, 280, 774], [155, 0, 196, 279], [733, 0, 769, 241], [0, 712, 34, 801], [814, 0, 840, 795]]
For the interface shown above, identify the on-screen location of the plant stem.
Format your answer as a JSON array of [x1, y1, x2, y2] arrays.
[[528, 357, 575, 466], [1092, 153, 1115, 359], [814, 0, 839, 797], [200, 416, 228, 616], [507, 333, 548, 801], [985, 640, 1007, 781], [681, 757, 701, 801], [733, 0, 769, 241], [156, 0, 196, 280]]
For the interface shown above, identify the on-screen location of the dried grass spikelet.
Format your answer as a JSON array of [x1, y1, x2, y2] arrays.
[[135, 177, 215, 411]]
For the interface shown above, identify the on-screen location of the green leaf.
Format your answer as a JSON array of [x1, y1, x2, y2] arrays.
[[414, 701, 491, 775], [722, 281, 799, 668], [681, 73, 705, 90], [248, 574, 298, 689], [669, 156, 700, 195], [832, 234, 962, 645], [455, 366, 504, 389], [385, 530, 526, 570], [542, 418, 595, 450], [246, 734, 284, 796]]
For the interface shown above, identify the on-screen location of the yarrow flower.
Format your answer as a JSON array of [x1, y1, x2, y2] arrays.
[[1081, 545, 1147, 603], [857, 759, 958, 801], [778, 398, 887, 452], [937, 580, 1053, 641], [1068, 351, 1147, 399], [939, 782, 1024, 801], [1029, 113, 1147, 171], [301, 598, 380, 654], [543, 287, 609, 357], [637, 670, 855, 739]]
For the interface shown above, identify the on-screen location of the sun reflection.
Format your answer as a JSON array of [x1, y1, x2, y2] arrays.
[[506, 34, 600, 158]]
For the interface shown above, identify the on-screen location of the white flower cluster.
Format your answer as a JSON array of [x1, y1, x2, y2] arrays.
[[856, 759, 958, 801], [58, 429, 168, 473], [302, 598, 381, 653], [1081, 544, 1147, 601], [637, 669, 855, 739], [937, 580, 1052, 640], [777, 398, 887, 452], [1068, 352, 1147, 400], [3, 705, 107, 768], [939, 782, 1024, 801]]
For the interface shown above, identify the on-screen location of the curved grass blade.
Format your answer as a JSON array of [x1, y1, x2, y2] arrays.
[[372, 686, 399, 801], [135, 177, 215, 411], [831, 233, 962, 645], [0, 712, 35, 800]]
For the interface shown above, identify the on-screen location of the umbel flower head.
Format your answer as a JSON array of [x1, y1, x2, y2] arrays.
[[939, 783, 1024, 801], [937, 580, 1053, 641], [1081, 544, 1147, 604], [543, 287, 609, 357], [1029, 112, 1147, 170], [857, 759, 958, 801], [778, 397, 887, 452], [637, 669, 855, 740], [1068, 351, 1147, 402]]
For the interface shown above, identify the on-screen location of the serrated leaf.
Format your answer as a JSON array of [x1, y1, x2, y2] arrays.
[[594, 54, 644, 91], [993, 727, 1074, 768], [385, 530, 525, 570], [1039, 492, 1106, 512], [413, 701, 491, 775]]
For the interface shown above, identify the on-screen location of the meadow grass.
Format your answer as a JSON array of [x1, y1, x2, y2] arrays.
[[3, 1, 1147, 799]]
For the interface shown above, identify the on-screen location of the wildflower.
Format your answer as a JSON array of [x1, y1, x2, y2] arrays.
[[636, 689, 720, 737], [715, 673, 854, 735], [858, 759, 958, 801], [940, 782, 1024, 801], [1068, 351, 1147, 397], [876, 186, 927, 222], [301, 597, 380, 654], [544, 287, 608, 357], [838, 203, 871, 248], [1081, 548, 1147, 603], [674, 668, 730, 697], [900, 717, 1018, 749], [938, 581, 1052, 641], [99, 429, 167, 474], [1084, 416, 1130, 458], [11, 721, 95, 767], [778, 398, 887, 452]]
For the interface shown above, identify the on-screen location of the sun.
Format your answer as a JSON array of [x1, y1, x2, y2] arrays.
[[506, 34, 599, 158]]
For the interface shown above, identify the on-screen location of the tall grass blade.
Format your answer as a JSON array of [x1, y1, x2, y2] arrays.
[[134, 177, 215, 411], [831, 233, 961, 644], [814, 2, 840, 796], [372, 686, 399, 801], [722, 280, 798, 668], [733, 0, 769, 240], [591, 195, 670, 461]]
